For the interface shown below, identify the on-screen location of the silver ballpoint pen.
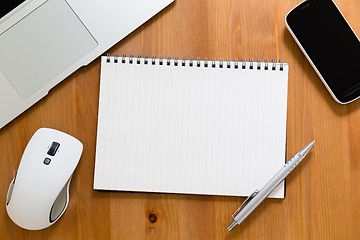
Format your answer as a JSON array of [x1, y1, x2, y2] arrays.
[[227, 140, 315, 231]]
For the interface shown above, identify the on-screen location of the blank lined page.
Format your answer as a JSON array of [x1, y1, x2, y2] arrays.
[[94, 56, 288, 198]]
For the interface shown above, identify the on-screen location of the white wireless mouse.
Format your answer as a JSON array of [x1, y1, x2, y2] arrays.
[[6, 128, 83, 230]]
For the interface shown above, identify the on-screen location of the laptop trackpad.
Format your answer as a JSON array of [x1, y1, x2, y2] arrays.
[[0, 0, 97, 99]]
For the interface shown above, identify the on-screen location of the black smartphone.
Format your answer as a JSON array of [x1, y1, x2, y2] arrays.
[[286, 0, 360, 104]]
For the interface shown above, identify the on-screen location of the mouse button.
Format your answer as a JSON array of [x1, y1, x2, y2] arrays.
[[43, 157, 51, 165], [6, 178, 16, 206], [59, 135, 82, 152], [48, 152, 78, 174], [50, 179, 70, 223], [47, 141, 60, 156], [16, 155, 51, 182], [28, 128, 51, 144], [53, 144, 82, 170], [19, 139, 49, 167]]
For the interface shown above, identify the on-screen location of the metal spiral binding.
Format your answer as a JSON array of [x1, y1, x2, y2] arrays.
[[137, 55, 141, 64], [279, 59, 284, 71], [257, 59, 261, 70], [105, 54, 284, 71], [272, 59, 276, 70], [265, 59, 269, 70], [174, 56, 178, 66], [242, 58, 246, 69]]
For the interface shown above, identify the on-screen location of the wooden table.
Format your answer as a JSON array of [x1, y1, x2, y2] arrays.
[[1, 0, 360, 239]]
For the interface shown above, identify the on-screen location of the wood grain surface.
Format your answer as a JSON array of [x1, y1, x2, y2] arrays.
[[1, 0, 360, 239]]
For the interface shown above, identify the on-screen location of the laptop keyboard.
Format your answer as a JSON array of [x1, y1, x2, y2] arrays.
[[0, 0, 25, 19]]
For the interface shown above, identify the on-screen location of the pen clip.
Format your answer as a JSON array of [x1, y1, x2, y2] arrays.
[[232, 189, 260, 218]]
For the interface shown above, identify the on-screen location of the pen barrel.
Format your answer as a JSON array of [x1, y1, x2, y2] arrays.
[[233, 153, 303, 225], [262, 153, 303, 189], [227, 221, 238, 231]]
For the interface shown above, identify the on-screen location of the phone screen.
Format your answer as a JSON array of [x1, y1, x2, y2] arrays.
[[286, 0, 360, 103]]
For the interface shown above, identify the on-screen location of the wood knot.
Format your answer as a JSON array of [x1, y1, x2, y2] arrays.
[[146, 210, 160, 227], [148, 212, 157, 224]]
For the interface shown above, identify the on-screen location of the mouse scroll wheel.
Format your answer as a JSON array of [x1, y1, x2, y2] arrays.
[[47, 142, 60, 156]]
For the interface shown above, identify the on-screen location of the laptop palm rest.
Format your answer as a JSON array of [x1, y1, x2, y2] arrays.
[[0, 0, 97, 99]]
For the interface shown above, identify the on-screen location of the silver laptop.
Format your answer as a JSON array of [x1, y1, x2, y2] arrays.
[[0, 0, 173, 129]]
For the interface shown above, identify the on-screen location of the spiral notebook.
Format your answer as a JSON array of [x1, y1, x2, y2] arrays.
[[94, 55, 288, 198]]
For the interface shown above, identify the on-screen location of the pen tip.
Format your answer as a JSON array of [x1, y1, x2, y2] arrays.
[[299, 140, 315, 157], [227, 221, 238, 231]]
